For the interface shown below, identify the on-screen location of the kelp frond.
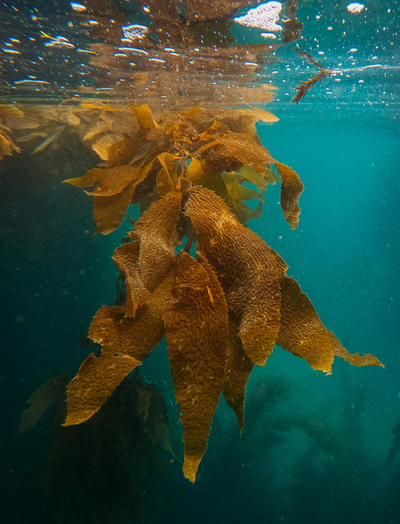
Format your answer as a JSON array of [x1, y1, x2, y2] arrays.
[[291, 69, 330, 104], [58, 103, 383, 484], [291, 47, 331, 104], [295, 47, 324, 69]]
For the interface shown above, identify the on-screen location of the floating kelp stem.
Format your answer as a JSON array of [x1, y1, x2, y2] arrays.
[[291, 47, 332, 104]]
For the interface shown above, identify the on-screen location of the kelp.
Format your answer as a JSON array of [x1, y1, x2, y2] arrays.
[[61, 104, 383, 484], [19, 374, 70, 433], [0, 131, 20, 160], [63, 104, 297, 233], [222, 318, 253, 432], [112, 187, 182, 315], [273, 249, 382, 372], [64, 353, 140, 426], [291, 48, 331, 104], [0, 105, 22, 160], [273, 161, 304, 229], [164, 251, 228, 482], [273, 411, 361, 488], [21, 372, 172, 523], [186, 186, 282, 367]]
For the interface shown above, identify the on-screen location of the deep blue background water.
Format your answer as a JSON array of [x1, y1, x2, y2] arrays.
[[1, 1, 400, 523]]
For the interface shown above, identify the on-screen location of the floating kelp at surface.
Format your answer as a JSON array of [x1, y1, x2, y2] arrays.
[[64, 104, 297, 234], [61, 103, 383, 482], [291, 47, 331, 104]]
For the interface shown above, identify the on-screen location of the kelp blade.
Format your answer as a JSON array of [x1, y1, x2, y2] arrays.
[[222, 318, 253, 431], [273, 161, 303, 229], [185, 186, 281, 366], [112, 188, 182, 316], [163, 251, 228, 482], [64, 353, 140, 426], [273, 250, 383, 372], [89, 272, 175, 361]]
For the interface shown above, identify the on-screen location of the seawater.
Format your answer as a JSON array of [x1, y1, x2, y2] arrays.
[[1, 1, 400, 523]]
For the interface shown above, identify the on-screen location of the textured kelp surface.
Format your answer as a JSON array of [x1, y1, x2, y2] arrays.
[[2, 1, 399, 522], [58, 104, 383, 482]]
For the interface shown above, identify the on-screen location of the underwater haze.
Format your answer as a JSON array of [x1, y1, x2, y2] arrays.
[[1, 1, 400, 523]]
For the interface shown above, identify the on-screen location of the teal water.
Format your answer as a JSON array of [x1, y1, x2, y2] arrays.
[[1, 1, 400, 523]]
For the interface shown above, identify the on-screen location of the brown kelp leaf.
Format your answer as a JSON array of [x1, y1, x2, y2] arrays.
[[222, 318, 253, 431], [200, 141, 243, 175], [108, 136, 142, 168], [185, 186, 281, 366], [273, 161, 303, 229], [276, 272, 335, 373], [198, 121, 230, 142], [0, 104, 24, 118], [89, 272, 174, 361], [173, 252, 210, 292], [150, 412, 172, 452], [139, 381, 172, 451], [67, 161, 155, 234], [80, 103, 125, 112], [164, 119, 198, 144], [64, 353, 140, 426], [84, 165, 142, 197], [91, 133, 125, 161], [83, 120, 110, 142], [329, 332, 384, 368], [112, 243, 150, 317], [218, 114, 259, 138], [183, 106, 206, 122], [188, 159, 261, 224], [19, 374, 69, 433], [188, 160, 235, 204], [156, 152, 179, 197], [163, 251, 228, 482], [131, 104, 160, 131], [64, 167, 106, 189], [93, 179, 137, 235], [100, 110, 140, 136], [126, 188, 182, 292], [216, 133, 275, 176], [0, 132, 13, 160], [223, 177, 262, 202], [64, 111, 81, 127], [273, 251, 383, 372], [187, 157, 206, 180], [236, 108, 279, 124], [213, 108, 279, 127], [207, 108, 278, 139]]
